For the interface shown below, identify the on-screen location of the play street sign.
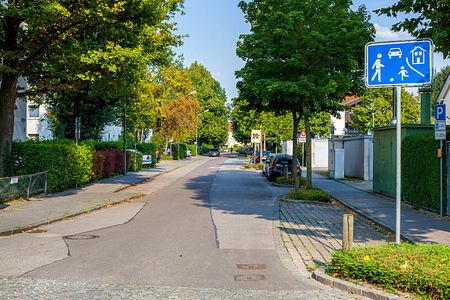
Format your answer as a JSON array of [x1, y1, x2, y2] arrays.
[[251, 130, 261, 143], [365, 39, 433, 87]]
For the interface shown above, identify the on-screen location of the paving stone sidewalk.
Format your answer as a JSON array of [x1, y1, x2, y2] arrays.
[[279, 200, 392, 270], [312, 173, 450, 246], [0, 158, 198, 235]]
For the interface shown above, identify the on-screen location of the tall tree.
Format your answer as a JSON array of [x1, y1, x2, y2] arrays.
[[349, 89, 420, 134], [186, 62, 228, 147], [236, 0, 374, 188], [0, 0, 182, 176], [376, 0, 450, 58]]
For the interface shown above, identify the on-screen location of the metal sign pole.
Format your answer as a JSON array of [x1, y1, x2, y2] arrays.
[[395, 87, 402, 245], [440, 140, 443, 217]]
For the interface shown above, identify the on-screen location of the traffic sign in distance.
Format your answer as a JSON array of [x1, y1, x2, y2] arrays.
[[251, 130, 261, 143], [366, 39, 433, 87]]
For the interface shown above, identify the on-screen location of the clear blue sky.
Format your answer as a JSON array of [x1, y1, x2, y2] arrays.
[[174, 0, 449, 101]]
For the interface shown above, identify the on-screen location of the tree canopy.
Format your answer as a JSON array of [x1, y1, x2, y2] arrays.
[[236, 0, 374, 188], [0, 0, 183, 176], [349, 89, 420, 134], [376, 0, 450, 58]]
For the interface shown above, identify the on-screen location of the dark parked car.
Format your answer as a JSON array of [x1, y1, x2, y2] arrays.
[[208, 148, 220, 157], [267, 155, 300, 182]]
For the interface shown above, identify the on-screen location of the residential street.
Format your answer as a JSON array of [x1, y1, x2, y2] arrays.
[[0, 156, 357, 299]]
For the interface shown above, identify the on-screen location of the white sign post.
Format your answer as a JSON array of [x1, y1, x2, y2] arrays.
[[251, 130, 262, 164], [366, 39, 434, 245]]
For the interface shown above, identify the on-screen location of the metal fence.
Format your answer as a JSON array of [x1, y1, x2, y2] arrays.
[[0, 171, 47, 202]]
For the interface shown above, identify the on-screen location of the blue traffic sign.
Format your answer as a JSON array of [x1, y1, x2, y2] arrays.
[[365, 40, 433, 87], [435, 104, 446, 121]]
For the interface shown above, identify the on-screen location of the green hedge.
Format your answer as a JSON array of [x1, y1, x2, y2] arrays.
[[402, 134, 444, 212], [136, 143, 157, 167], [171, 143, 187, 160], [12, 140, 94, 193], [327, 243, 450, 299], [187, 144, 197, 156]]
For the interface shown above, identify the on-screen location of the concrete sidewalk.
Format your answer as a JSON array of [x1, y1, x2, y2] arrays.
[[0, 158, 198, 235], [312, 173, 450, 246]]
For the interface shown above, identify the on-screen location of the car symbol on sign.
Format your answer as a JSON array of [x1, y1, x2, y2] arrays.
[[388, 48, 402, 59]]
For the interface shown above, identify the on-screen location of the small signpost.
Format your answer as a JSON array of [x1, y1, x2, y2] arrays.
[[434, 104, 446, 217], [365, 39, 434, 244], [251, 130, 262, 164]]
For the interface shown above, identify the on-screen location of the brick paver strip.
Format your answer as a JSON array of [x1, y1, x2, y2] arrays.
[[280, 200, 391, 266]]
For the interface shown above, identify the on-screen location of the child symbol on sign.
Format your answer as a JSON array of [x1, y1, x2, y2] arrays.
[[398, 66, 409, 81]]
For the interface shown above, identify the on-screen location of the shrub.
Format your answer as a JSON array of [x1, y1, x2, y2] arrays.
[[127, 150, 143, 172], [136, 142, 157, 167], [402, 134, 444, 213], [187, 144, 197, 156], [171, 143, 187, 160], [12, 140, 94, 193], [243, 163, 263, 170], [327, 243, 450, 299], [286, 187, 330, 201], [276, 176, 306, 185]]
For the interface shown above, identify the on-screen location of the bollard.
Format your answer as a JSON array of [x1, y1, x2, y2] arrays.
[[283, 165, 289, 180], [342, 213, 354, 251]]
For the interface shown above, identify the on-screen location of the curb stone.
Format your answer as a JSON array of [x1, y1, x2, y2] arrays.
[[312, 268, 407, 300]]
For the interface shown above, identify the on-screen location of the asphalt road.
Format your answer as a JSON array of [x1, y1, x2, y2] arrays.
[[1, 155, 355, 298]]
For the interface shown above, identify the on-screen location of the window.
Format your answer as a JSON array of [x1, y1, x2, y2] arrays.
[[28, 105, 39, 118]]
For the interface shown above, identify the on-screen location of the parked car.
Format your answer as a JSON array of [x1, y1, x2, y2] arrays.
[[262, 153, 276, 177], [208, 148, 220, 157], [267, 155, 301, 182], [187, 149, 192, 157]]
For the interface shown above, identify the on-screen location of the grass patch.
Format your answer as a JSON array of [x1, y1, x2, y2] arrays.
[[243, 163, 263, 170], [286, 187, 330, 202], [276, 176, 306, 185], [327, 243, 450, 299]]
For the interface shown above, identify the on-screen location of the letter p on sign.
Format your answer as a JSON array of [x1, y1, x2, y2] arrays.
[[435, 104, 446, 121]]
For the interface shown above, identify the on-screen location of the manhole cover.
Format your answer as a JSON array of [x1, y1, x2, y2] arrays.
[[237, 264, 266, 270], [234, 275, 265, 281], [64, 234, 99, 240]]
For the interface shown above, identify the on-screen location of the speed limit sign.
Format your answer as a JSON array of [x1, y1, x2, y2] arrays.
[[251, 130, 261, 143]]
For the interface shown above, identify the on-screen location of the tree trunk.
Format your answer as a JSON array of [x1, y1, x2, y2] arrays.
[[292, 110, 299, 191], [304, 113, 313, 189], [0, 75, 18, 177]]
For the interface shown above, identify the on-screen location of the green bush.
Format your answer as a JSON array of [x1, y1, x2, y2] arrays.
[[136, 142, 157, 167], [286, 187, 330, 201], [327, 243, 450, 299], [127, 150, 143, 172], [171, 143, 187, 160], [276, 176, 306, 185], [243, 163, 263, 170], [187, 144, 197, 156], [12, 140, 94, 193], [85, 140, 121, 150], [402, 134, 444, 212]]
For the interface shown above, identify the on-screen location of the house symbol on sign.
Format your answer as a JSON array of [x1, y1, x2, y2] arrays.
[[410, 46, 426, 65]]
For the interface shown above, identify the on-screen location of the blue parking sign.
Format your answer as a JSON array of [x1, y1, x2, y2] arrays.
[[365, 40, 433, 87], [435, 104, 446, 121]]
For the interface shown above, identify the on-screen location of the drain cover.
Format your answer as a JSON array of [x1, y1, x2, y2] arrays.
[[64, 234, 99, 240], [234, 275, 265, 281], [237, 264, 266, 270]]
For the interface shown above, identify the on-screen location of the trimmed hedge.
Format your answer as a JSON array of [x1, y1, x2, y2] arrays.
[[12, 139, 154, 193], [187, 144, 197, 156], [327, 243, 450, 299], [171, 143, 187, 160], [402, 134, 444, 212], [286, 187, 330, 201], [12, 140, 94, 193]]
